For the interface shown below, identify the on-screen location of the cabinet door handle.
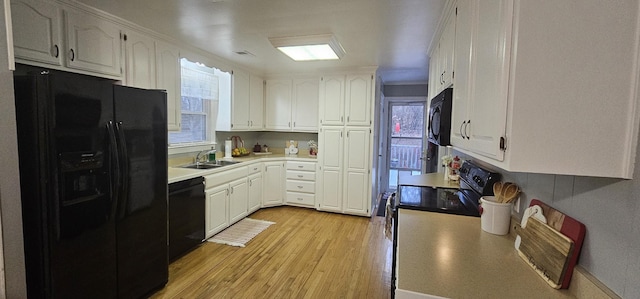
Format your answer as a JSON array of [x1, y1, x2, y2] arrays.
[[459, 121, 465, 139], [53, 45, 59, 58], [69, 49, 75, 61], [464, 120, 471, 139], [463, 120, 471, 140], [289, 121, 291, 128], [231, 187, 234, 194], [341, 116, 343, 122]]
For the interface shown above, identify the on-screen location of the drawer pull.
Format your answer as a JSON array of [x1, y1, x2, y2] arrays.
[[298, 165, 304, 168], [297, 198, 303, 201], [297, 186, 303, 189], [297, 175, 304, 178]]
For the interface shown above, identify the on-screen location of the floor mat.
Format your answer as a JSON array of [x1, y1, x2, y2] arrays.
[[207, 218, 275, 247]]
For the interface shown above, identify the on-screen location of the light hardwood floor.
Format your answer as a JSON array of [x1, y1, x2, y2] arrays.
[[150, 206, 393, 299]]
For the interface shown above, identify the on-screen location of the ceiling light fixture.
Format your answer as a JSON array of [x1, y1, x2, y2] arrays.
[[268, 34, 345, 61]]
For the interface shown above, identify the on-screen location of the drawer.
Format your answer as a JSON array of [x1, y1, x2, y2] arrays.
[[286, 161, 316, 172], [286, 170, 316, 181], [247, 163, 262, 175], [286, 180, 315, 193], [286, 192, 315, 206], [205, 166, 247, 187]]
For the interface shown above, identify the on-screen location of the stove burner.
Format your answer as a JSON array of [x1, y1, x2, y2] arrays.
[[395, 161, 500, 217]]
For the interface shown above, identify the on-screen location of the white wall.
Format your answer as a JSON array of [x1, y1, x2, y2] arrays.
[[0, 1, 27, 297]]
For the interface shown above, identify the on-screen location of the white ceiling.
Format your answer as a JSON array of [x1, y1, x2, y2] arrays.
[[76, 0, 446, 84]]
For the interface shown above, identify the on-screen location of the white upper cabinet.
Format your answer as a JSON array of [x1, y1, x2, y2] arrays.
[[12, 0, 123, 78], [124, 30, 156, 89], [155, 40, 181, 131], [429, 4, 456, 99], [319, 75, 345, 125], [11, 0, 63, 66], [449, 0, 472, 147], [447, 0, 640, 178], [265, 77, 319, 132], [265, 79, 293, 130], [231, 68, 251, 130], [450, 0, 510, 161], [292, 78, 319, 131], [344, 74, 373, 126], [218, 70, 264, 131], [248, 74, 264, 130], [64, 10, 123, 77], [319, 73, 373, 127]]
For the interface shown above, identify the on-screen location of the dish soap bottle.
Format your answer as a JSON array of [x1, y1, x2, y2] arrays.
[[208, 146, 216, 163]]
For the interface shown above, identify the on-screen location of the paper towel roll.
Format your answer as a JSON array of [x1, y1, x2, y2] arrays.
[[225, 140, 232, 158]]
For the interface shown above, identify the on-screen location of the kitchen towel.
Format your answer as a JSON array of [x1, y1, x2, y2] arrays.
[[207, 218, 275, 247]]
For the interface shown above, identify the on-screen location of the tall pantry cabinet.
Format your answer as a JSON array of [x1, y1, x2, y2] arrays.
[[317, 73, 375, 216]]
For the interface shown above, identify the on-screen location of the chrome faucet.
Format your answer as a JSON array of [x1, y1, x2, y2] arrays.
[[195, 150, 209, 165]]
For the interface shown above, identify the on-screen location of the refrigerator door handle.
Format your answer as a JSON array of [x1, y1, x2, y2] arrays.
[[115, 121, 130, 219], [107, 121, 120, 219]]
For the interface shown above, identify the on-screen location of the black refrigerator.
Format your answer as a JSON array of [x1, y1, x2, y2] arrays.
[[14, 64, 169, 298]]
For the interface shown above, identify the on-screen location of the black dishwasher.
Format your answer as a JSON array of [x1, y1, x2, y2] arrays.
[[168, 177, 205, 261]]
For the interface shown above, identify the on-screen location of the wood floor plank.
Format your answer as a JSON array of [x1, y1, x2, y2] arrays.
[[149, 206, 392, 299]]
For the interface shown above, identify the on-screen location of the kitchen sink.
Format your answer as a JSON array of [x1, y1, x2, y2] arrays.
[[181, 163, 222, 169], [180, 160, 240, 170]]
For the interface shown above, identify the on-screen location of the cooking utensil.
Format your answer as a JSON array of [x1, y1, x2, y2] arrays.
[[502, 183, 520, 203], [492, 182, 503, 202]]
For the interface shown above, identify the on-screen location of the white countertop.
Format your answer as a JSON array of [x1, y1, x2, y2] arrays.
[[396, 209, 574, 298], [396, 173, 574, 298], [168, 153, 316, 184]]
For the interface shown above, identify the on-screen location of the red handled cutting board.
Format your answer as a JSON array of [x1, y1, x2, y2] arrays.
[[515, 199, 586, 289]]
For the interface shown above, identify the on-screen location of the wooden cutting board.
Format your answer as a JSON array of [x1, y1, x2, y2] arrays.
[[515, 217, 574, 288]]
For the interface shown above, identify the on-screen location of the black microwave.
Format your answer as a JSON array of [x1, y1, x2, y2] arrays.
[[427, 88, 453, 146]]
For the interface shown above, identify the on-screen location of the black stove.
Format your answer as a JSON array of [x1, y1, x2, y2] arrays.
[[395, 160, 500, 217]]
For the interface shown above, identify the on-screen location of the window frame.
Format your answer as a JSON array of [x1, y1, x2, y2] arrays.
[[168, 57, 230, 155]]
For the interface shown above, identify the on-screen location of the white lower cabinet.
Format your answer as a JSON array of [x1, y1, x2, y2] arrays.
[[262, 161, 285, 207], [343, 127, 371, 216], [205, 184, 229, 239], [204, 166, 248, 238], [229, 178, 248, 224], [317, 126, 372, 216], [248, 172, 263, 213], [285, 161, 316, 208]]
